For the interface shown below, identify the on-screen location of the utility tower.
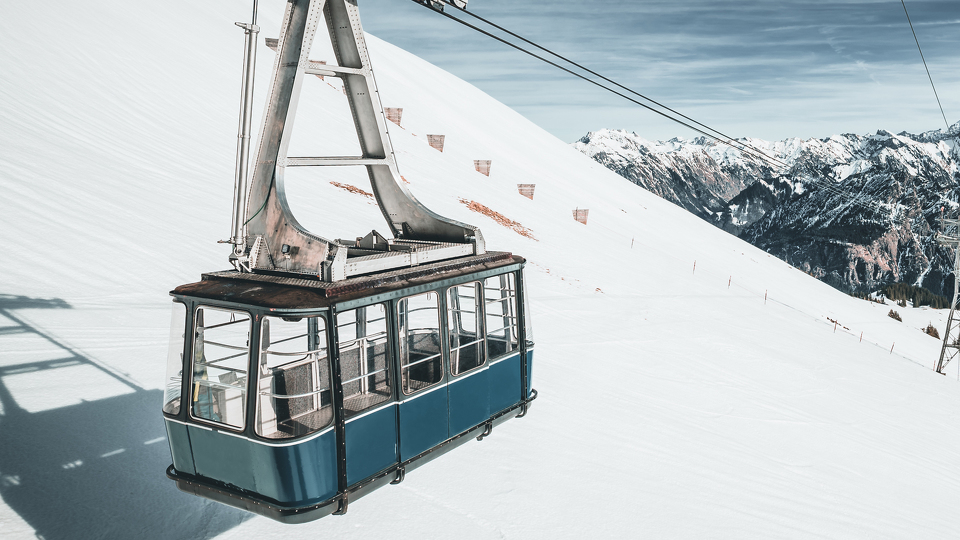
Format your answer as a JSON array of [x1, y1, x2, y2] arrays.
[[936, 217, 960, 374]]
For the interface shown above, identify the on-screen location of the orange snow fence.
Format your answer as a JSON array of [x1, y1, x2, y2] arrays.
[[573, 208, 589, 225], [427, 134, 445, 152], [385, 107, 403, 126], [459, 198, 536, 240], [474, 160, 492, 176], [517, 184, 536, 200], [330, 181, 373, 199]]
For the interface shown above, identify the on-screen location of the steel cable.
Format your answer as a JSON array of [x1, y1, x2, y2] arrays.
[[409, 0, 926, 216]]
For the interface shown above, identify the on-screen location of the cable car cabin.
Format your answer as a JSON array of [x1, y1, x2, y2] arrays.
[[162, 251, 535, 523], [163, 0, 536, 521]]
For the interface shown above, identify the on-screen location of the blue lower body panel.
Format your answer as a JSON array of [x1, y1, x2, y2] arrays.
[[488, 353, 522, 414], [184, 423, 337, 506], [399, 387, 448, 460], [345, 404, 398, 484], [448, 368, 490, 435], [165, 421, 196, 475], [525, 349, 534, 397]]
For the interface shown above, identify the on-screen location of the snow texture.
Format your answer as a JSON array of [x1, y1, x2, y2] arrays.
[[3, 2, 960, 539]]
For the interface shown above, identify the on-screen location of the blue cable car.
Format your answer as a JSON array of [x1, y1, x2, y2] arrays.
[[162, 253, 534, 522], [162, 0, 536, 522]]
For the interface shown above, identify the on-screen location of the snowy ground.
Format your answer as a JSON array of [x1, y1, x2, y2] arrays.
[[3, 2, 960, 539]]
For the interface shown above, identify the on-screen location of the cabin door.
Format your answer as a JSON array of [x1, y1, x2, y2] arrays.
[[336, 304, 399, 485], [396, 291, 450, 460], [445, 282, 490, 435]]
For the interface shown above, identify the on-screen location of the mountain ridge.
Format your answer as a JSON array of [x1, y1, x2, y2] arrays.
[[575, 124, 960, 295]]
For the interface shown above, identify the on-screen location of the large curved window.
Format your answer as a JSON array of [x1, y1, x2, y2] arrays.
[[190, 306, 250, 430], [337, 304, 391, 417], [398, 292, 443, 394], [256, 316, 332, 439], [163, 302, 187, 415], [447, 283, 484, 375], [521, 270, 534, 347], [484, 274, 519, 360]]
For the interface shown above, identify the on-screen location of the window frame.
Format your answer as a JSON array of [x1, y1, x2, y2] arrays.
[[254, 314, 334, 440], [483, 273, 520, 362], [162, 300, 189, 417], [520, 269, 534, 348], [336, 302, 395, 418], [396, 291, 445, 396], [187, 304, 253, 432], [446, 281, 486, 377]]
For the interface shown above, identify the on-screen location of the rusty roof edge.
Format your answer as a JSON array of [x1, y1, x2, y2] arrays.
[[170, 252, 522, 308]]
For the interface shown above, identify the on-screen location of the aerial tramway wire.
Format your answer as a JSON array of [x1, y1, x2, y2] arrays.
[[416, 1, 789, 169], [430, 0, 789, 170], [899, 0, 951, 132], [413, 1, 908, 216]]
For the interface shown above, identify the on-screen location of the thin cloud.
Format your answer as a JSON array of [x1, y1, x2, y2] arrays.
[[360, 0, 960, 141]]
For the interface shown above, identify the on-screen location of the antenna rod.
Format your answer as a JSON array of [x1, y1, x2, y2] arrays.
[[229, 0, 259, 257]]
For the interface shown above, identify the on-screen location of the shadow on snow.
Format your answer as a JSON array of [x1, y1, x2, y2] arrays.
[[0, 294, 248, 540]]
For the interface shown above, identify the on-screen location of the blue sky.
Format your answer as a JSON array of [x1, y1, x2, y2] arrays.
[[358, 0, 960, 142]]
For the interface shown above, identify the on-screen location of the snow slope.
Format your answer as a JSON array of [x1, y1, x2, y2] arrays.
[[3, 2, 960, 539]]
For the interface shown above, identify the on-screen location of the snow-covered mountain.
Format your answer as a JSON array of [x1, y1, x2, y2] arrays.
[[6, 2, 960, 539], [574, 129, 776, 219], [576, 126, 960, 295]]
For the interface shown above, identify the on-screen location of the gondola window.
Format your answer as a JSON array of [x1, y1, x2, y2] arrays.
[[256, 316, 333, 439], [164, 302, 187, 415], [447, 283, 484, 375], [398, 292, 443, 394], [190, 306, 250, 429], [484, 274, 519, 360], [337, 305, 391, 417]]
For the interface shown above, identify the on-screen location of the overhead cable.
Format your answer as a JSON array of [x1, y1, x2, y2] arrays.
[[416, 0, 789, 169], [434, 0, 789, 169], [411, 1, 903, 215], [900, 0, 951, 132]]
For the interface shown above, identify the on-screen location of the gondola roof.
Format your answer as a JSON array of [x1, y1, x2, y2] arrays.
[[172, 252, 521, 309]]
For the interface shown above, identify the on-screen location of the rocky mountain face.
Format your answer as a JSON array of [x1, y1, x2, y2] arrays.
[[574, 125, 960, 296], [574, 130, 776, 218]]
